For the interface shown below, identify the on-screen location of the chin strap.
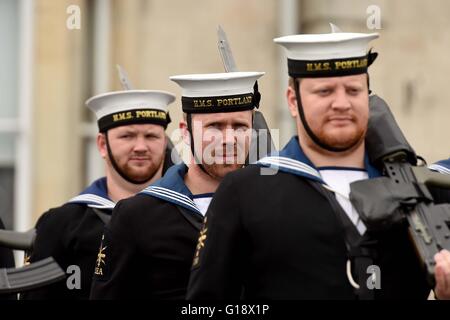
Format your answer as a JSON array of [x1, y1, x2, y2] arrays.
[[186, 114, 211, 177]]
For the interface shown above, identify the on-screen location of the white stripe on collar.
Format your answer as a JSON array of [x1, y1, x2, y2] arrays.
[[429, 164, 450, 175], [141, 186, 201, 215], [257, 156, 354, 199], [257, 156, 322, 179], [68, 194, 115, 210]]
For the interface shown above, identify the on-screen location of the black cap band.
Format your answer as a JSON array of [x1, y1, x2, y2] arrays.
[[287, 52, 378, 78], [98, 108, 171, 132], [181, 92, 258, 114]]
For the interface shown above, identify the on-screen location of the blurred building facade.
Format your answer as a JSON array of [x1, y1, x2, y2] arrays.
[[0, 0, 449, 231]]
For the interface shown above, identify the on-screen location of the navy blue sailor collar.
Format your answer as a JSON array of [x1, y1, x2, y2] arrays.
[[256, 136, 381, 186], [429, 158, 450, 175], [68, 177, 115, 210], [140, 163, 202, 216]]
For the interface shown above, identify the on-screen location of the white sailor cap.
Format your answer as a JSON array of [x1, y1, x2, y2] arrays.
[[86, 90, 176, 132], [274, 25, 379, 78], [170, 71, 264, 114]]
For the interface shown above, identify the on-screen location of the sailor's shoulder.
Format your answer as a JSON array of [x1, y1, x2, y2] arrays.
[[112, 192, 173, 223], [32, 202, 88, 233]]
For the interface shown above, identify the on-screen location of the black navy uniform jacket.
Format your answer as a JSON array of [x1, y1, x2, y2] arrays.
[[90, 163, 205, 300], [21, 178, 115, 300], [187, 137, 431, 300], [22, 151, 176, 300]]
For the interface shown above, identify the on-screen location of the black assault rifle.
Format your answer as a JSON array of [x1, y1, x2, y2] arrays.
[[0, 229, 65, 294], [350, 95, 450, 286]]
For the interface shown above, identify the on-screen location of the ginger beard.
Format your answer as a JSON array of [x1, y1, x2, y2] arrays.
[[306, 110, 368, 151], [108, 148, 164, 183], [105, 124, 166, 184]]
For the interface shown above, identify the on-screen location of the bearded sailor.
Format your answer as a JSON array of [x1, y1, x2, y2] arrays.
[[187, 26, 450, 300], [22, 89, 175, 299], [90, 71, 264, 299]]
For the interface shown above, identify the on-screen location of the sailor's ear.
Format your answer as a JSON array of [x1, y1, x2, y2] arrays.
[[97, 133, 108, 159], [287, 85, 299, 118]]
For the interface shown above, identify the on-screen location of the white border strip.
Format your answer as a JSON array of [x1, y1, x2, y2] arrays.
[[143, 186, 200, 214], [69, 194, 115, 208], [258, 156, 322, 178], [429, 164, 450, 175]]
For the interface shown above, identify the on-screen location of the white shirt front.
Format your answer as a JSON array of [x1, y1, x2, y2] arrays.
[[192, 193, 214, 216], [318, 168, 368, 235]]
